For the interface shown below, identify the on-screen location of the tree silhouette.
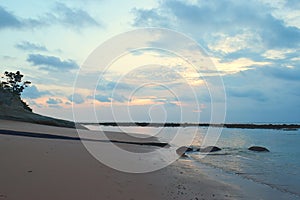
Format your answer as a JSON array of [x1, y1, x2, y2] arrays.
[[0, 71, 31, 95]]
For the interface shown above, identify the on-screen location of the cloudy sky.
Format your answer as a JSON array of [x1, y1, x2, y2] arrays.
[[0, 0, 299, 123]]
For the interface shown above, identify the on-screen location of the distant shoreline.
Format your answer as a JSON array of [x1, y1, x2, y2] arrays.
[[82, 122, 300, 130]]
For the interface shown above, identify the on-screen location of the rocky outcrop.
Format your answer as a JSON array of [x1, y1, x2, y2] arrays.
[[176, 146, 193, 157], [0, 89, 85, 129], [199, 146, 222, 153], [176, 145, 222, 157], [248, 146, 269, 152]]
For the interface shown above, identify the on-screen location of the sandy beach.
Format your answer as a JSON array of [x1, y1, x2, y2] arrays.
[[1, 0, 300, 199], [0, 120, 298, 200]]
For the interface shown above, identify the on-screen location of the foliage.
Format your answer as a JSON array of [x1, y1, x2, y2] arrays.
[[0, 71, 31, 95], [0, 71, 32, 112]]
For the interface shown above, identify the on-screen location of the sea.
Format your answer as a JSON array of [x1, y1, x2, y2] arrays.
[[84, 124, 300, 197]]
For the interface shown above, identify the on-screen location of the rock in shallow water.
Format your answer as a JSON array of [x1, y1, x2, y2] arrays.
[[199, 146, 222, 153], [176, 146, 193, 156], [248, 146, 270, 152]]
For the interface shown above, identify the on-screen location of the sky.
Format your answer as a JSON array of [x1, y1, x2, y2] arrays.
[[0, 0, 299, 123]]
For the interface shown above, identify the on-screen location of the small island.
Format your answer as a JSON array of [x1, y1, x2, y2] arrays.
[[84, 122, 300, 130]]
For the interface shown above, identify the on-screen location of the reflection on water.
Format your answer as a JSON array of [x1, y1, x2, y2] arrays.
[[86, 125, 300, 196], [194, 128, 300, 197]]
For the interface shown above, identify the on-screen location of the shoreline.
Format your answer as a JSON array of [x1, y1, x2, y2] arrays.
[[182, 157, 300, 200], [0, 120, 236, 200], [0, 120, 298, 199]]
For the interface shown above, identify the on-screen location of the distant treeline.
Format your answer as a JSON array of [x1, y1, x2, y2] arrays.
[[82, 122, 300, 130]]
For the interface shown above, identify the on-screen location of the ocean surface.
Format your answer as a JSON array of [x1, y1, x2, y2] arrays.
[[85, 125, 300, 197]]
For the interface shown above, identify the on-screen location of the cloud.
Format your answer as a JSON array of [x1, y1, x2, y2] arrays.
[[262, 49, 291, 60], [0, 3, 101, 31], [285, 0, 300, 9], [27, 54, 79, 71], [261, 66, 300, 81], [97, 80, 132, 91], [24, 99, 43, 108], [46, 98, 62, 105], [222, 65, 300, 107], [51, 2, 101, 28], [1, 55, 16, 60], [21, 85, 50, 99], [132, 0, 300, 49], [0, 6, 21, 29], [222, 49, 264, 62], [208, 32, 261, 54], [261, 15, 300, 48], [91, 93, 128, 103], [132, 8, 171, 27], [227, 88, 267, 102], [111, 93, 127, 102], [94, 94, 111, 103], [219, 67, 300, 122], [68, 93, 84, 104], [15, 41, 48, 52]]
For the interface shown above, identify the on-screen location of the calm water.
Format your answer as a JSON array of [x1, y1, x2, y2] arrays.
[[85, 125, 300, 197]]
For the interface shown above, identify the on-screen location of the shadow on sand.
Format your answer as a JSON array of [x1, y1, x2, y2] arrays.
[[0, 129, 169, 148]]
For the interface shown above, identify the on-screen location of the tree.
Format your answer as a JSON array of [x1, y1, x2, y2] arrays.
[[0, 71, 32, 112], [0, 71, 31, 95]]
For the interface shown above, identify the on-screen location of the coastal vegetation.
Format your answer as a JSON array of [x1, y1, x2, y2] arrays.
[[0, 71, 32, 112], [0, 71, 31, 96]]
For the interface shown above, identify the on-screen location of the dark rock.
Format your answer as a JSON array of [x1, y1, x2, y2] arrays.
[[200, 146, 222, 153], [185, 147, 194, 152], [176, 146, 193, 156], [248, 146, 270, 152], [190, 145, 201, 152]]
